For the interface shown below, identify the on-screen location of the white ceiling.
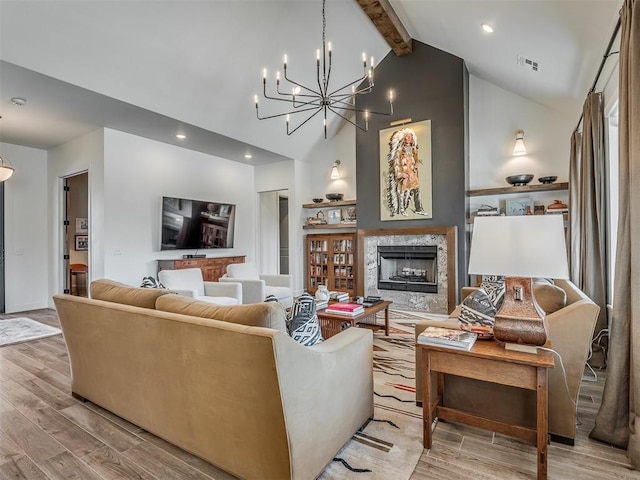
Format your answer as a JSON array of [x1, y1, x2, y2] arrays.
[[0, 0, 622, 164]]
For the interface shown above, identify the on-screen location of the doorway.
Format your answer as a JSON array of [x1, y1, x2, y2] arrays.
[[258, 189, 289, 275], [63, 172, 89, 296]]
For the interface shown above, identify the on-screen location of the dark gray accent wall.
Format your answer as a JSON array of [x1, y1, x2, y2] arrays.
[[355, 40, 469, 295]]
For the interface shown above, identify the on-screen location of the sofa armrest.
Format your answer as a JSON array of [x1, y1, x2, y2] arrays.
[[260, 274, 293, 289], [203, 281, 242, 303], [274, 328, 373, 478], [219, 277, 266, 304], [171, 288, 197, 298]]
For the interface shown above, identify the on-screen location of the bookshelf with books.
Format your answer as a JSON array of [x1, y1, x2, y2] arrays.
[[305, 233, 356, 300]]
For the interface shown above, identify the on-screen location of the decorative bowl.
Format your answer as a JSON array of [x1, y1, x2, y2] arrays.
[[312, 198, 324, 203], [325, 193, 344, 202], [538, 176, 558, 184], [505, 174, 534, 186]]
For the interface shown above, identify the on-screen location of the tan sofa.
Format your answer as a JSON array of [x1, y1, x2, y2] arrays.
[[414, 279, 599, 444], [53, 279, 373, 480]]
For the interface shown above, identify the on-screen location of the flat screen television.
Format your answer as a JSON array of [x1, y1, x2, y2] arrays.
[[161, 196, 236, 250]]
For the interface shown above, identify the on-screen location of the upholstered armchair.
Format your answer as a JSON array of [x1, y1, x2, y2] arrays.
[[219, 262, 293, 308], [158, 268, 242, 305]]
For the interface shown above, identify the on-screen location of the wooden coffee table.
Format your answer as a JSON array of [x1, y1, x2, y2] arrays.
[[317, 300, 392, 339]]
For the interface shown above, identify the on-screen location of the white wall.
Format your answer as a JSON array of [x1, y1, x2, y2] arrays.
[[469, 75, 574, 213], [103, 129, 256, 286], [0, 142, 49, 312], [48, 129, 104, 298]]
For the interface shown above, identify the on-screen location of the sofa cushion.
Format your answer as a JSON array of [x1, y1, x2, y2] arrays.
[[90, 279, 174, 309], [534, 283, 567, 314], [458, 289, 496, 339], [225, 262, 260, 279], [155, 294, 287, 332], [287, 293, 323, 346]]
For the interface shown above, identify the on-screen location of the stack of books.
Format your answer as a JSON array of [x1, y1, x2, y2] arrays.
[[417, 326, 478, 351], [314, 299, 329, 310], [324, 303, 365, 316], [329, 291, 349, 302]]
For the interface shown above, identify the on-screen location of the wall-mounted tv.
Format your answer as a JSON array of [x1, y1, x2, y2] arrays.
[[161, 196, 236, 250]]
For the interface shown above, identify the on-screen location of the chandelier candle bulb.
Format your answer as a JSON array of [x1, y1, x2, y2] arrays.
[[328, 42, 332, 52], [283, 54, 287, 66]]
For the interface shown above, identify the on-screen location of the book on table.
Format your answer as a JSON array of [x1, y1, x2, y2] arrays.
[[324, 303, 365, 316], [417, 326, 478, 351]]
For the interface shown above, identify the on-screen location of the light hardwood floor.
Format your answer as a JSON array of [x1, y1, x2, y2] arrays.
[[1, 309, 637, 479]]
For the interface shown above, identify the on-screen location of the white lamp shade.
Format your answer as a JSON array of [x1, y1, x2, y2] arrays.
[[468, 215, 569, 279], [513, 131, 527, 156], [330, 165, 340, 179]]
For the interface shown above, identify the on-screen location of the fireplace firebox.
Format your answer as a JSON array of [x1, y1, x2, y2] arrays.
[[377, 246, 437, 293]]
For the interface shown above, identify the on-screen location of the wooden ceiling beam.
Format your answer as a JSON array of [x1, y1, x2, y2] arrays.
[[356, 0, 412, 56]]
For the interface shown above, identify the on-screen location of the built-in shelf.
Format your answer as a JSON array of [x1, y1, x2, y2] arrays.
[[467, 182, 568, 197], [302, 199, 357, 208], [303, 223, 357, 230]]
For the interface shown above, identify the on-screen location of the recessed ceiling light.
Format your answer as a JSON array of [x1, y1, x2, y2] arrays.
[[10, 97, 27, 106], [176, 134, 186, 139], [244, 154, 253, 159], [481, 24, 494, 33]]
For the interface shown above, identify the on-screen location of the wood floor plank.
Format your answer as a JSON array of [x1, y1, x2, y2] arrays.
[[122, 441, 215, 480], [0, 409, 66, 463], [0, 349, 70, 392], [83, 402, 145, 435], [39, 451, 105, 480], [1, 380, 106, 458], [59, 404, 142, 453], [137, 432, 238, 480], [0, 455, 50, 480], [81, 445, 157, 480], [18, 376, 77, 411], [0, 428, 24, 465], [13, 343, 70, 377]]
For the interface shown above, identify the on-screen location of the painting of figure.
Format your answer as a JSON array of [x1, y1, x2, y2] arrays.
[[379, 120, 432, 220]]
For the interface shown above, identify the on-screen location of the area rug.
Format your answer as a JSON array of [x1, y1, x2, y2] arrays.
[[0, 317, 62, 347], [319, 309, 446, 480]]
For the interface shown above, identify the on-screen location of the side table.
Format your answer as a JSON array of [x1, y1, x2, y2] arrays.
[[418, 339, 554, 480]]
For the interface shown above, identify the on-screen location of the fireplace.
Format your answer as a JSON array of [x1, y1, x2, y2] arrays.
[[377, 245, 438, 293]]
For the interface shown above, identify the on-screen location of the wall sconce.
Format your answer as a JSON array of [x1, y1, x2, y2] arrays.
[[512, 130, 527, 156], [330, 160, 341, 180], [0, 155, 15, 182]]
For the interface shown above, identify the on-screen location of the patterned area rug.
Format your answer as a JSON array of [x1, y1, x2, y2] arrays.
[[319, 309, 446, 480], [0, 317, 62, 347]]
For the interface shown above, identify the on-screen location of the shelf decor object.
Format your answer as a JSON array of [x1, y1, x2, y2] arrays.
[[254, 0, 393, 138], [468, 215, 569, 353]]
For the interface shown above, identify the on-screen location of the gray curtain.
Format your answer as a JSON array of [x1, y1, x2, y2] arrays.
[[569, 131, 582, 282], [591, 0, 640, 466], [569, 91, 608, 367]]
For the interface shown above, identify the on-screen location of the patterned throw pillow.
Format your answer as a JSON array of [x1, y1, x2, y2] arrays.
[[479, 279, 505, 310], [140, 276, 165, 289], [458, 289, 496, 339], [286, 293, 323, 346]]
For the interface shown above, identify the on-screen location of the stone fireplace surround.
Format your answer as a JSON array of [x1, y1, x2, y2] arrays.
[[357, 226, 457, 314]]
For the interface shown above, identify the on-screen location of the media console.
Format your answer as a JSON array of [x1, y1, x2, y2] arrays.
[[157, 255, 245, 282]]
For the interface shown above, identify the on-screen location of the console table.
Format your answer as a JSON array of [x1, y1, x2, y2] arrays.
[[418, 339, 554, 480], [157, 256, 245, 282]]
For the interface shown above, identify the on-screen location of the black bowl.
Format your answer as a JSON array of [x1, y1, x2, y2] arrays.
[[312, 198, 324, 203], [538, 176, 558, 184], [505, 174, 534, 186], [325, 193, 344, 202]]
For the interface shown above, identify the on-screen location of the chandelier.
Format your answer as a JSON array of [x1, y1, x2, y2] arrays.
[[254, 0, 393, 138]]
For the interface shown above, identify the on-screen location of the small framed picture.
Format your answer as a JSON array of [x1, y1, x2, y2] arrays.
[[75, 235, 89, 251], [76, 217, 88, 234], [505, 198, 534, 216], [327, 208, 342, 224]]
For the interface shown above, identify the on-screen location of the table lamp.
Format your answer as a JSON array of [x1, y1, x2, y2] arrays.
[[468, 215, 569, 353]]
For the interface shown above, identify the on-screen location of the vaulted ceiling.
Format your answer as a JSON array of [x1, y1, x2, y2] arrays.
[[0, 0, 621, 165]]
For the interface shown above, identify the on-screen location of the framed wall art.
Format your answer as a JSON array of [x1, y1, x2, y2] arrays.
[[75, 235, 89, 251], [76, 217, 88, 234], [327, 208, 342, 224], [379, 119, 433, 221]]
